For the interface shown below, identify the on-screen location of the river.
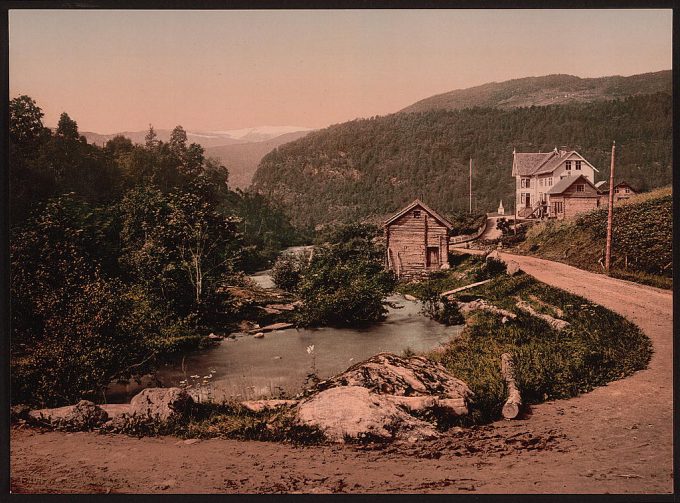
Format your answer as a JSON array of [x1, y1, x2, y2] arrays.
[[108, 268, 462, 403]]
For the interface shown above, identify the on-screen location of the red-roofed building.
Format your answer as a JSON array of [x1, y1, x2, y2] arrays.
[[512, 147, 599, 219]]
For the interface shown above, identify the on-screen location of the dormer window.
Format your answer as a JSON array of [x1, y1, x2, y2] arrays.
[[413, 210, 421, 218], [565, 161, 572, 171], [575, 161, 582, 170]]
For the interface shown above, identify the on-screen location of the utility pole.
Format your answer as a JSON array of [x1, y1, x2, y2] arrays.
[[469, 158, 472, 214], [605, 141, 616, 273]]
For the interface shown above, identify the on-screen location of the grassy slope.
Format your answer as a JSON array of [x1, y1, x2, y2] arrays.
[[514, 187, 672, 289], [398, 256, 652, 425], [400, 70, 671, 114]]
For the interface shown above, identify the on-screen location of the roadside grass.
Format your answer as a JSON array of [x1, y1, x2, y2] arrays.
[[101, 401, 325, 445], [406, 262, 652, 425], [515, 186, 672, 290]]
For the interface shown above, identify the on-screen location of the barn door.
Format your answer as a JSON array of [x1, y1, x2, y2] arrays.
[[426, 247, 439, 268]]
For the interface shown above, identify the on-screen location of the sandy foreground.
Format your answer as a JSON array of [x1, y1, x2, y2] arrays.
[[10, 253, 673, 494]]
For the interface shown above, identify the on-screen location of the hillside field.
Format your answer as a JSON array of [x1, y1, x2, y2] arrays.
[[516, 187, 672, 289]]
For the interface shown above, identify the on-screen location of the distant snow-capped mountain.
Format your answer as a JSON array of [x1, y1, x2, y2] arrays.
[[206, 126, 313, 142]]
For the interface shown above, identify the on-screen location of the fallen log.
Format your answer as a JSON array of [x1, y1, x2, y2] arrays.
[[249, 322, 294, 334], [515, 299, 570, 331], [457, 299, 517, 320], [501, 352, 522, 420], [441, 279, 493, 297]]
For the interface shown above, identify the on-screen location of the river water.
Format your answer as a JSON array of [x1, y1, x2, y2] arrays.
[[108, 270, 462, 402]]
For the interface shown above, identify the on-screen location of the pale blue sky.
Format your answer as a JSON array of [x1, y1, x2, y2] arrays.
[[9, 9, 672, 133]]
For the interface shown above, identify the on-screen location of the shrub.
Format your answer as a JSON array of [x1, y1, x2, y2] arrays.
[[295, 246, 396, 327], [271, 251, 308, 292]]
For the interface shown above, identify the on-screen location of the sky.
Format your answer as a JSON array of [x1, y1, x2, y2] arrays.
[[9, 9, 672, 134]]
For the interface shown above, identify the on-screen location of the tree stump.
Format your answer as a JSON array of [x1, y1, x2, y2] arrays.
[[501, 352, 522, 420]]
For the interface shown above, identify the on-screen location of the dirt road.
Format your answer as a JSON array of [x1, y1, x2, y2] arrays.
[[10, 254, 673, 494]]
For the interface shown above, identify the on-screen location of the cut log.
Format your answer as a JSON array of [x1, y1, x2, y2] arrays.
[[501, 352, 522, 420], [515, 299, 570, 331], [441, 279, 493, 297], [457, 299, 517, 320], [249, 322, 294, 334]]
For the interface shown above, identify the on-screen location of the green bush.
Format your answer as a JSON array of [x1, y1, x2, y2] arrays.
[[295, 246, 396, 327], [271, 251, 308, 292]]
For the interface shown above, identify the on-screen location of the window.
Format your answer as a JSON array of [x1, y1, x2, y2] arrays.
[[553, 201, 564, 213], [521, 178, 531, 189], [625, 188, 630, 193], [576, 184, 585, 193], [413, 210, 421, 218], [575, 161, 582, 170], [565, 161, 572, 171], [539, 178, 543, 187], [547, 177, 553, 186]]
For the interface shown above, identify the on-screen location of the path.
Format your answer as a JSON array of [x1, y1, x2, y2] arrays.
[[10, 255, 673, 494]]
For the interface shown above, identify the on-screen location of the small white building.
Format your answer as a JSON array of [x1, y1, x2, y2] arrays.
[[512, 147, 599, 219], [497, 200, 505, 215]]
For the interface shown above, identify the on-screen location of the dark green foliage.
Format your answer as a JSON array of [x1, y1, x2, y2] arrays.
[[271, 252, 308, 292], [231, 190, 309, 272], [447, 212, 487, 236], [9, 96, 302, 406], [9, 194, 191, 406], [294, 224, 396, 327], [574, 194, 672, 276], [473, 257, 507, 281], [253, 93, 671, 228]]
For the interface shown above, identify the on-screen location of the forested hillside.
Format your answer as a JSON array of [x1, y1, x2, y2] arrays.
[[252, 92, 671, 229], [400, 70, 671, 114]]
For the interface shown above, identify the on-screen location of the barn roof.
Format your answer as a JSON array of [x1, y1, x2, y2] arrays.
[[383, 199, 454, 230], [546, 174, 597, 195]]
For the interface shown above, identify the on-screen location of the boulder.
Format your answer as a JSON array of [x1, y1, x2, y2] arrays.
[[403, 294, 418, 302], [253, 332, 265, 339], [296, 386, 438, 443], [29, 400, 108, 429], [129, 387, 193, 421], [315, 353, 473, 402], [297, 353, 473, 443]]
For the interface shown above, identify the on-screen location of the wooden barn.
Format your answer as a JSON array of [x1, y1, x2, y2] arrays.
[[384, 199, 453, 280]]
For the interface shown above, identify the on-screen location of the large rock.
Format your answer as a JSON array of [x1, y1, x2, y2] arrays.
[[296, 386, 438, 443], [29, 400, 108, 429], [297, 353, 473, 443], [315, 353, 473, 401], [129, 387, 193, 421]]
